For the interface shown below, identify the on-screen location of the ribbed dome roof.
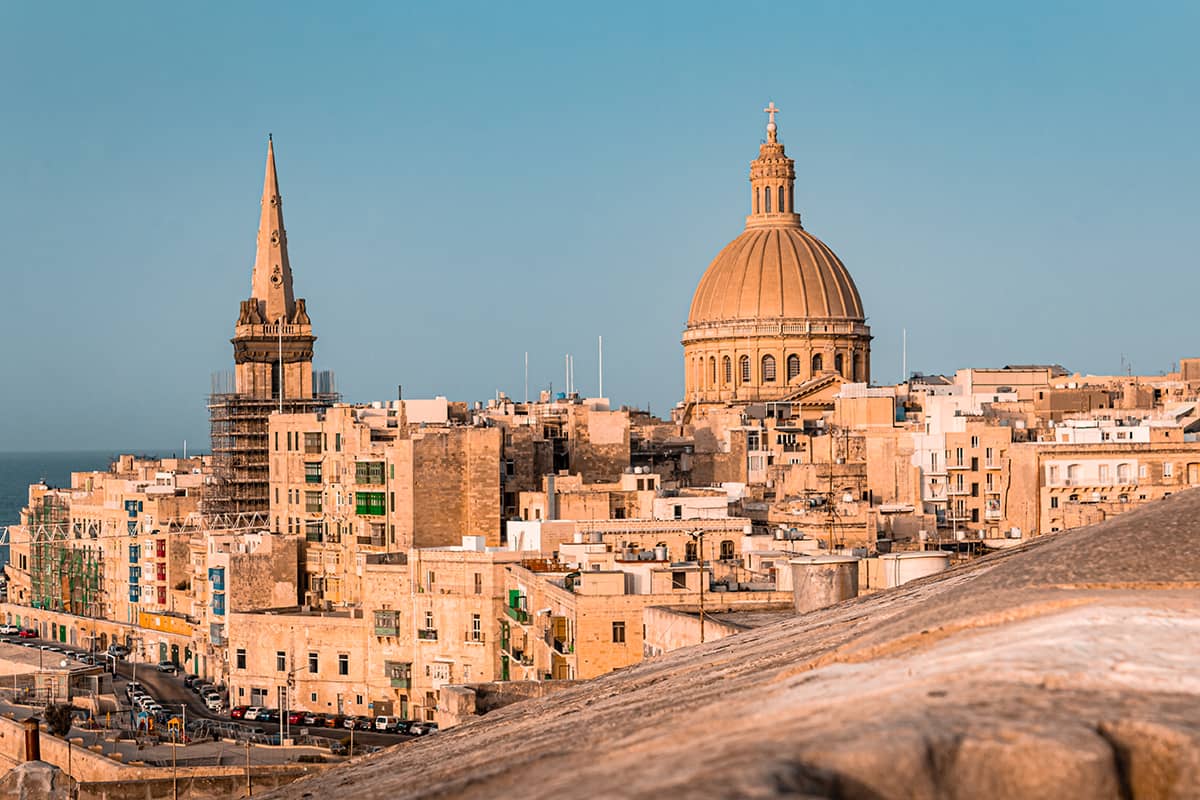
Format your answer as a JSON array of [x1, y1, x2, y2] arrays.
[[687, 225, 864, 326]]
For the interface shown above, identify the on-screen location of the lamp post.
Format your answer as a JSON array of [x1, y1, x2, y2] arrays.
[[688, 530, 706, 643]]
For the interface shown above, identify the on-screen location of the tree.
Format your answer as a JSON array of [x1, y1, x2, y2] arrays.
[[44, 703, 74, 738]]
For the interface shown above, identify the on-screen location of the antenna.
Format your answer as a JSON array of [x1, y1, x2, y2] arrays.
[[524, 352, 529, 404], [598, 335, 604, 398], [902, 328, 908, 384]]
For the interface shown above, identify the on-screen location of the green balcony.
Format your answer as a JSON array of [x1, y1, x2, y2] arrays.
[[417, 628, 438, 641], [390, 677, 411, 689], [504, 606, 529, 624], [374, 625, 399, 636]]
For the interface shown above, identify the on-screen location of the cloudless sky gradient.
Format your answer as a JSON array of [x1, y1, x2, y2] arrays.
[[1, 1, 1197, 451]]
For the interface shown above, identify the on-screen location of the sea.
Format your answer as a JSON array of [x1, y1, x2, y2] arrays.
[[0, 450, 169, 566]]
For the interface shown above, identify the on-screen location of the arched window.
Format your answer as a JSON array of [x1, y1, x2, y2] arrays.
[[709, 357, 717, 386], [740, 355, 751, 383], [685, 540, 698, 561], [723, 356, 732, 384], [761, 354, 776, 382], [764, 186, 772, 213], [777, 186, 785, 213], [812, 353, 823, 373], [853, 355, 861, 382], [835, 354, 844, 375], [753, 188, 759, 214], [719, 540, 735, 560], [1066, 464, 1081, 484], [787, 354, 801, 381], [1116, 463, 1131, 482]]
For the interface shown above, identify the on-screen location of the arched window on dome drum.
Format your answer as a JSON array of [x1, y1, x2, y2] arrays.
[[778, 186, 785, 214], [835, 354, 844, 376], [761, 355, 776, 383], [723, 356, 732, 384], [787, 354, 801, 381], [709, 357, 717, 386], [764, 186, 772, 213], [753, 188, 759, 214], [812, 353, 823, 373], [853, 355, 861, 382], [740, 355, 751, 383]]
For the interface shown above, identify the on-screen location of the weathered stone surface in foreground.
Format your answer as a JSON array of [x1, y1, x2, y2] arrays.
[[265, 491, 1200, 800]]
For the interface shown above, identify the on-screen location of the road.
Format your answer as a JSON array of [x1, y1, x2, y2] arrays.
[[113, 660, 405, 748]]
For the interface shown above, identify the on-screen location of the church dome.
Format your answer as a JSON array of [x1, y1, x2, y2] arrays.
[[681, 103, 872, 406], [687, 225, 864, 326]]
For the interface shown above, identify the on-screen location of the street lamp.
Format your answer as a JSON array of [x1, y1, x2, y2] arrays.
[[688, 530, 706, 643]]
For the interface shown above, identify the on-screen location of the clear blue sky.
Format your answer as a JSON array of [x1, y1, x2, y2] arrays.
[[1, 2, 1197, 451]]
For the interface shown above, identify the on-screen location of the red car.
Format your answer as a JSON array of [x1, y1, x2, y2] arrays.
[[229, 706, 249, 719], [17, 629, 37, 638], [287, 710, 307, 725]]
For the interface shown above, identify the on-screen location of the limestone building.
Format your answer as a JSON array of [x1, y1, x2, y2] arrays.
[[683, 104, 871, 411]]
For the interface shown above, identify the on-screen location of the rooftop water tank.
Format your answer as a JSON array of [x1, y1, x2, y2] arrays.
[[879, 551, 950, 588], [789, 555, 859, 615]]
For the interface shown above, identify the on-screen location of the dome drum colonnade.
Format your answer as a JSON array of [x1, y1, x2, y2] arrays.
[[683, 103, 871, 405]]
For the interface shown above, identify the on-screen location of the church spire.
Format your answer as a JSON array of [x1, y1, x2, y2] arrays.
[[747, 102, 801, 230], [249, 135, 296, 323]]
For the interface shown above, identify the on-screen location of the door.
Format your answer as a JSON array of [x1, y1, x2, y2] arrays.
[[170, 644, 180, 665], [1188, 463, 1200, 484], [159, 642, 168, 663]]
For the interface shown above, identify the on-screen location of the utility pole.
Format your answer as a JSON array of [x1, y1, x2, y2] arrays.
[[689, 530, 706, 643], [245, 740, 252, 796]]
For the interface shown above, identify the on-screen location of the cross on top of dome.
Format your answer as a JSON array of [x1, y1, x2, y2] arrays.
[[764, 102, 780, 142]]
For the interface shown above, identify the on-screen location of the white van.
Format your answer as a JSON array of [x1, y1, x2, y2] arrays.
[[375, 715, 402, 732]]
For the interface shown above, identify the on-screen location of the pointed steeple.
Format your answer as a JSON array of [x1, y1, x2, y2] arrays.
[[249, 135, 296, 323], [746, 102, 801, 230]]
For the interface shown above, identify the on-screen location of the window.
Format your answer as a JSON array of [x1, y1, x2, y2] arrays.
[[356, 461, 385, 485], [764, 185, 772, 213], [709, 357, 717, 385], [471, 614, 481, 641], [812, 353, 823, 373], [335, 433, 342, 452], [834, 353, 844, 375], [424, 610, 434, 630], [685, 540, 698, 561], [1139, 465, 1148, 478], [723, 356, 732, 384], [338, 654, 349, 676], [971, 436, 979, 449], [761, 355, 776, 382], [787, 354, 801, 381], [720, 540, 735, 560], [305, 491, 322, 513], [304, 462, 322, 484], [276, 652, 286, 671], [303, 432, 322, 454], [1098, 464, 1110, 483], [612, 620, 626, 643], [308, 652, 319, 674], [1050, 496, 1059, 509], [1164, 462, 1174, 477], [236, 649, 246, 670], [777, 185, 785, 213], [853, 355, 861, 381], [274, 432, 279, 451], [310, 692, 317, 703], [473, 572, 483, 595], [740, 355, 750, 383], [671, 571, 687, 590], [355, 491, 386, 516]]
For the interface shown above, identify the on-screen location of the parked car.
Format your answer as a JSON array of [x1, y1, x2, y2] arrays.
[[0, 624, 20, 635], [183, 675, 200, 689], [259, 708, 279, 723], [205, 695, 224, 713], [191, 681, 211, 695], [243, 707, 265, 721], [156, 660, 178, 673], [301, 712, 325, 726], [409, 722, 438, 736], [107, 643, 129, 656], [125, 681, 143, 697], [229, 706, 249, 719], [323, 715, 346, 728], [287, 710, 307, 725], [375, 715, 402, 732], [18, 629, 38, 638]]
